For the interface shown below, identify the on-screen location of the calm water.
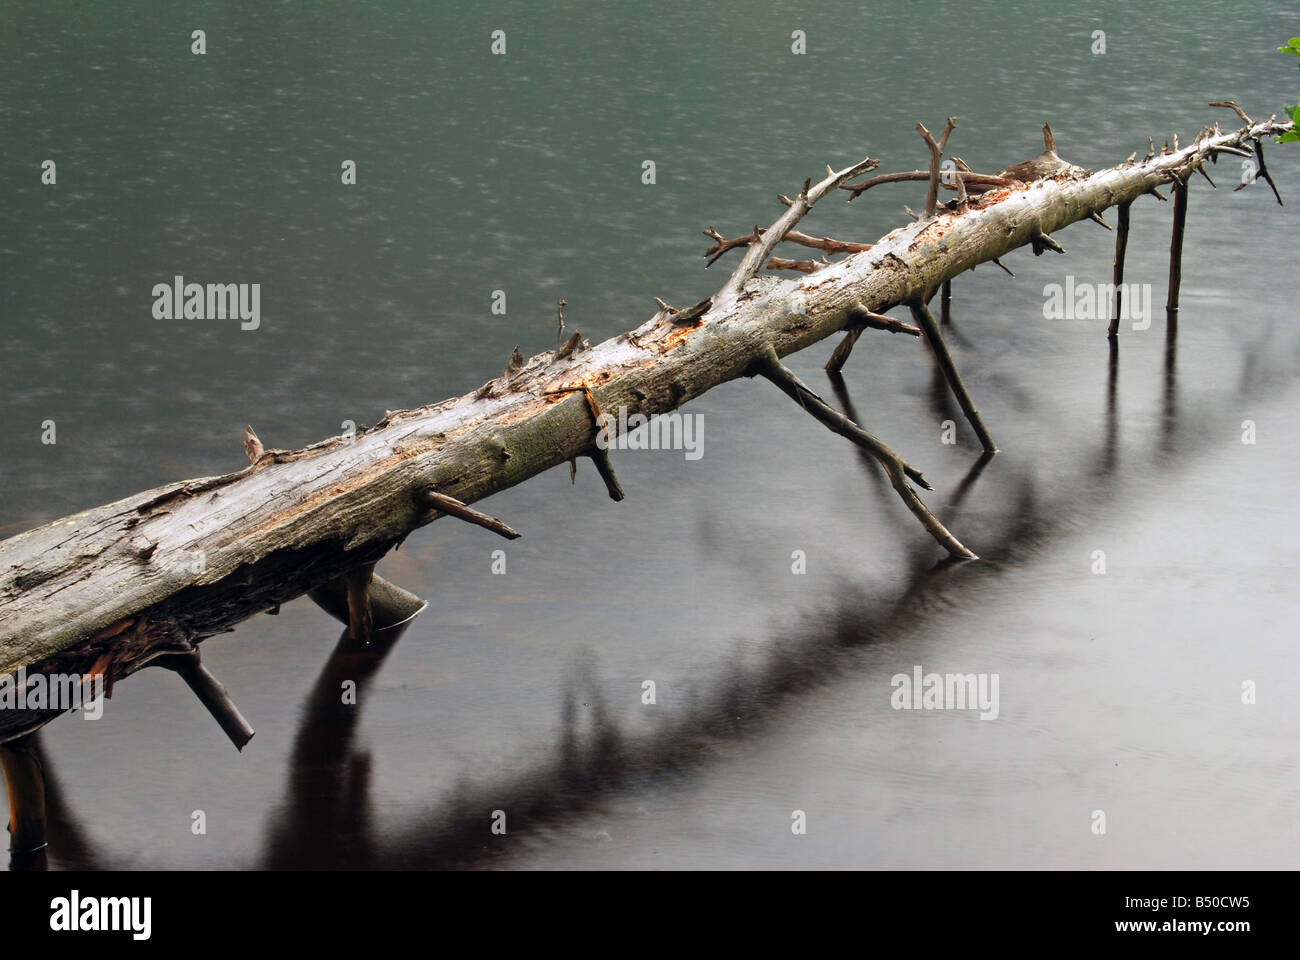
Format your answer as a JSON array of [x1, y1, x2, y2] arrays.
[[2, 0, 1298, 869]]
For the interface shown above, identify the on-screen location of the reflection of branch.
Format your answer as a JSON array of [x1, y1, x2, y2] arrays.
[[909, 299, 998, 454], [1101, 339, 1121, 476], [260, 623, 411, 870], [825, 373, 919, 543], [1161, 320, 1179, 457], [946, 452, 996, 518], [31, 733, 102, 870], [826, 373, 891, 494]]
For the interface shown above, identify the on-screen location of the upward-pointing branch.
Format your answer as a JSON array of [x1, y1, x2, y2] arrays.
[[721, 156, 880, 296], [917, 117, 957, 218]]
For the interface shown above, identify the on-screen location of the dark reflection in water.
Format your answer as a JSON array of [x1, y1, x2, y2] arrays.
[[1102, 339, 1120, 476], [1161, 322, 1179, 458], [25, 320, 1296, 871], [947, 451, 997, 519], [14, 735, 94, 871], [260, 626, 412, 870]]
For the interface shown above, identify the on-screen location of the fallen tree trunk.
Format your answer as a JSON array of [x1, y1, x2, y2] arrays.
[[0, 108, 1290, 745]]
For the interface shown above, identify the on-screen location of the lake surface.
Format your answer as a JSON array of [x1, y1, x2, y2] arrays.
[[2, 0, 1298, 869]]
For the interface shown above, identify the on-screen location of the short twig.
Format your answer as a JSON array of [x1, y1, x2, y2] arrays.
[[420, 489, 522, 539]]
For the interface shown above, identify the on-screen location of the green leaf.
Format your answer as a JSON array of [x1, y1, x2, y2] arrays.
[[1278, 43, 1300, 145], [1278, 103, 1300, 142]]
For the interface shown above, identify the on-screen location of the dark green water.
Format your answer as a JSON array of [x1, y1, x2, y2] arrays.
[[2, 1, 1298, 868]]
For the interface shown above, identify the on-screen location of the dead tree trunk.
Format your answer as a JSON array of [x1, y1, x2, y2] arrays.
[[0, 108, 1290, 748]]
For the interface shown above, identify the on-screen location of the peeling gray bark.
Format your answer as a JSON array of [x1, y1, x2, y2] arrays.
[[0, 115, 1290, 742]]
